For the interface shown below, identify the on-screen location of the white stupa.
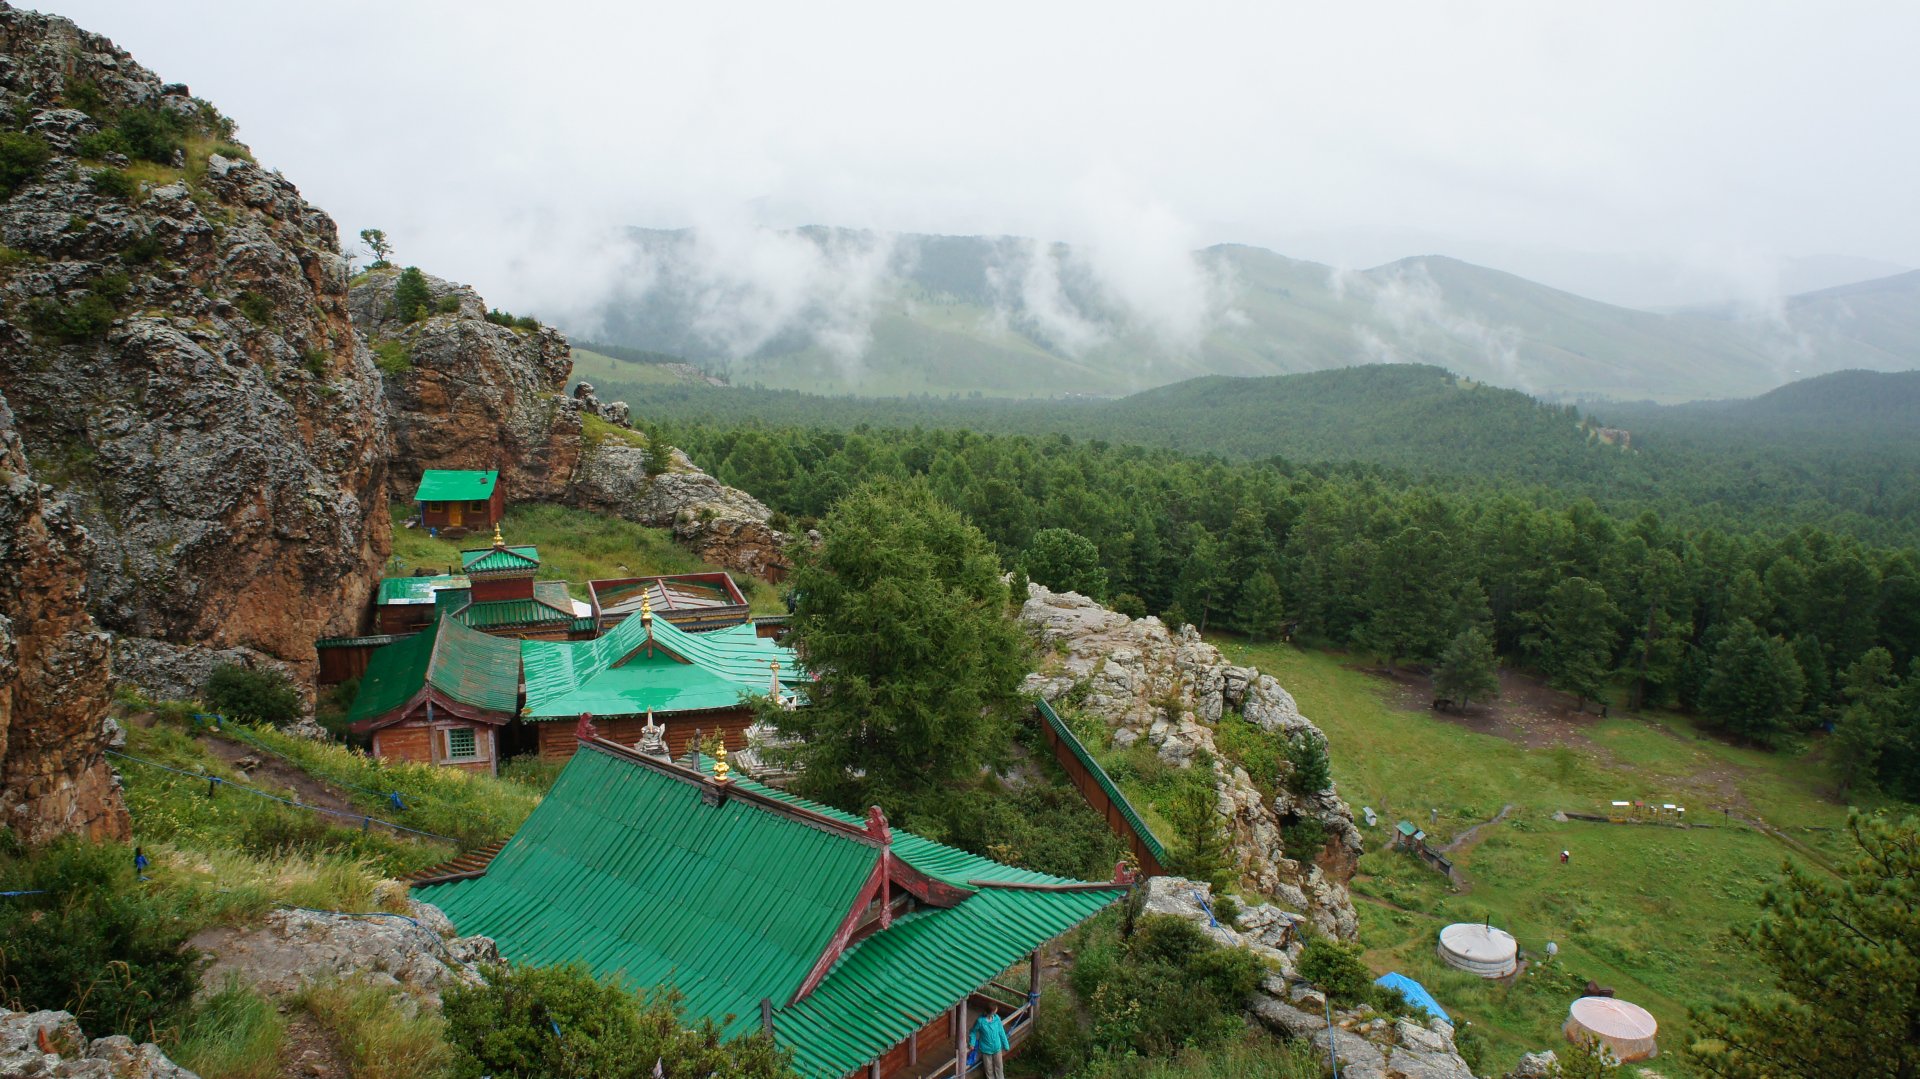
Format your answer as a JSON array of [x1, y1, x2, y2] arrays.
[[1437, 923, 1519, 977]]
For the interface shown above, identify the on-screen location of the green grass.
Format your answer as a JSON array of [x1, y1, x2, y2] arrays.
[[387, 502, 784, 611], [569, 347, 710, 387], [295, 979, 453, 1079], [1207, 638, 1881, 1076], [166, 978, 288, 1079]]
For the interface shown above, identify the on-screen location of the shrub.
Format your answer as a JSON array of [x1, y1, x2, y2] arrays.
[[1065, 913, 1263, 1058], [1297, 936, 1372, 1004], [303, 348, 329, 380], [27, 292, 118, 341], [0, 839, 203, 1039], [373, 339, 413, 376], [203, 663, 303, 726], [235, 290, 274, 325], [112, 105, 186, 164], [443, 962, 795, 1079], [0, 131, 53, 197], [1284, 733, 1332, 795], [89, 167, 140, 201], [1279, 814, 1328, 860], [390, 267, 433, 323], [435, 294, 461, 314], [62, 77, 107, 117], [122, 230, 164, 264]]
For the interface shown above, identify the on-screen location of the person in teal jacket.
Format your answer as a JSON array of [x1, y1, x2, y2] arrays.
[[969, 1000, 1011, 1079]]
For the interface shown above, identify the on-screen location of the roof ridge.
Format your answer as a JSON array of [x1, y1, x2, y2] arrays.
[[583, 739, 882, 847]]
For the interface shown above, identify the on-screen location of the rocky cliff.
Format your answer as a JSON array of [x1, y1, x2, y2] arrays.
[[0, 393, 125, 843], [349, 269, 580, 503], [351, 269, 799, 580], [0, 3, 390, 700], [1021, 583, 1363, 938]]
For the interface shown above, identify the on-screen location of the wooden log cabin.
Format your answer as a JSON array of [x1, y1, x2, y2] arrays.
[[345, 617, 520, 775], [414, 469, 504, 534], [518, 597, 806, 762], [412, 737, 1131, 1079]]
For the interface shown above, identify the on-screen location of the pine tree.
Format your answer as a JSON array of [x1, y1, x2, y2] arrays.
[[770, 477, 1030, 815], [1285, 734, 1333, 795], [1164, 780, 1232, 890], [1022, 527, 1108, 600], [1538, 577, 1620, 712], [1355, 526, 1462, 670], [1686, 813, 1920, 1079], [1433, 626, 1500, 709], [1233, 570, 1286, 640], [1831, 648, 1898, 798], [1701, 618, 1805, 744]]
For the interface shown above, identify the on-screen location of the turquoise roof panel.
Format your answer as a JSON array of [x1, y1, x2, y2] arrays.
[[414, 469, 498, 503], [461, 545, 540, 574], [376, 574, 469, 605], [520, 615, 802, 720]]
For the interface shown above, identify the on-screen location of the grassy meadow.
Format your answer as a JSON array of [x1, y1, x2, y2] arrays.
[[1209, 639, 1872, 1076], [385, 502, 785, 612]]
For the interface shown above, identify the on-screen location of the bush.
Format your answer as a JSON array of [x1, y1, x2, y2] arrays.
[[1065, 913, 1263, 1059], [390, 267, 433, 323], [1297, 936, 1372, 1005], [303, 348, 329, 380], [0, 130, 52, 197], [443, 961, 795, 1079], [122, 230, 164, 264], [1279, 814, 1328, 859], [373, 339, 413, 376], [203, 663, 303, 726], [1284, 733, 1332, 795], [0, 839, 203, 1039], [89, 167, 140, 201], [435, 294, 461, 314], [235, 290, 274, 325], [27, 291, 118, 342]]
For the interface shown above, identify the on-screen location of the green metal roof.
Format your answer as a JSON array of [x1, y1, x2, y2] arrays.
[[414, 469, 498, 503], [450, 581, 576, 630], [520, 615, 801, 719], [420, 746, 1123, 1079], [376, 574, 469, 606], [1035, 697, 1168, 867], [345, 617, 522, 726], [460, 545, 540, 574]]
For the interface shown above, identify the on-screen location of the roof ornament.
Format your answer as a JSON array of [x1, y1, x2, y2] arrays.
[[640, 594, 653, 626], [491, 523, 505, 549], [713, 741, 731, 784], [636, 709, 667, 759], [865, 805, 892, 845], [768, 660, 782, 706], [574, 712, 599, 743]]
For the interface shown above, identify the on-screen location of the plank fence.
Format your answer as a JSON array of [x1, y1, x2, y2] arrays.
[[1032, 698, 1168, 877]]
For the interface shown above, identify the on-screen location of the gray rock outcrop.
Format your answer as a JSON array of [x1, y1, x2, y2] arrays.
[[189, 898, 497, 1007], [0, 5, 390, 700], [1021, 583, 1363, 937], [0, 1007, 197, 1078]]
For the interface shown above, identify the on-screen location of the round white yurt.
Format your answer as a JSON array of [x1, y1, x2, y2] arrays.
[[1437, 923, 1519, 977], [1564, 996, 1659, 1062]]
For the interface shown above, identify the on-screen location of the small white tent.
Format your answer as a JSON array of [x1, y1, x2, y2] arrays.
[[1565, 996, 1659, 1061], [1437, 923, 1519, 977]]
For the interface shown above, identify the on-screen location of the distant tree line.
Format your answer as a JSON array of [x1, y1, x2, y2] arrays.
[[658, 420, 1920, 800]]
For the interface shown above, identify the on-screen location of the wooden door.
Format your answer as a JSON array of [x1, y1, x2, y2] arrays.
[[449, 502, 463, 526]]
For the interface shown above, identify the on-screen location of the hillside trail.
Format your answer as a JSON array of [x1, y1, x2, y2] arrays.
[[198, 732, 361, 816], [1439, 803, 1515, 855]]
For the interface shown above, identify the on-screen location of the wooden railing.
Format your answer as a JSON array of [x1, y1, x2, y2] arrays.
[[1033, 698, 1168, 876]]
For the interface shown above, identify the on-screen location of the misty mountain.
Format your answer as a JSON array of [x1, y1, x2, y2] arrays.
[[580, 227, 1920, 401]]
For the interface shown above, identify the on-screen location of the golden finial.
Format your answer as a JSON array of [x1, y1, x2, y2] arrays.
[[640, 594, 653, 624], [713, 741, 731, 784], [491, 523, 504, 548]]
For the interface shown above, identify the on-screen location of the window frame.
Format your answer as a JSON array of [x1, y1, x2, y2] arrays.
[[444, 726, 479, 761]]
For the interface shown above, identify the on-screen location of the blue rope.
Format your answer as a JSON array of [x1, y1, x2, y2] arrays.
[[1193, 889, 1218, 928], [104, 749, 460, 845], [0, 890, 49, 897]]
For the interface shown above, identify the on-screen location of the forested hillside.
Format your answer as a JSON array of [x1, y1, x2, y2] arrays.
[[599, 364, 1920, 544]]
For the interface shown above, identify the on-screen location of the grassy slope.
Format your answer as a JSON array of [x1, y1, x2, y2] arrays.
[[569, 347, 711, 387], [1209, 640, 1867, 1075], [386, 503, 785, 613]]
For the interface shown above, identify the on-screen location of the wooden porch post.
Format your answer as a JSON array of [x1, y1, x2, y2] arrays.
[[868, 1059, 880, 1079], [907, 1022, 918, 1066], [956, 996, 970, 1077]]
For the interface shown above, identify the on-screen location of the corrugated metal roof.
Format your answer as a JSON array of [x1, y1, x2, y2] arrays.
[[1035, 698, 1169, 866], [420, 746, 1124, 1079], [460, 545, 540, 574], [316, 633, 409, 648], [376, 574, 469, 605], [414, 469, 497, 503], [520, 616, 801, 719], [345, 617, 521, 725]]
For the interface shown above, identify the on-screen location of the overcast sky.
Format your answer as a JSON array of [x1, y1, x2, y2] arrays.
[[36, 0, 1920, 314]]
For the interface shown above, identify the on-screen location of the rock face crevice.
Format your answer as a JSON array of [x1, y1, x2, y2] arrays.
[[1020, 583, 1363, 938], [0, 4, 390, 701]]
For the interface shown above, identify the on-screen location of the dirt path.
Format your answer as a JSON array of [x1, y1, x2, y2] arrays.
[[1440, 803, 1515, 855], [199, 733, 360, 816]]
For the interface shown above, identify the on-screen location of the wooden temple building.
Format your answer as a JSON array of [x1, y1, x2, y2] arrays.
[[413, 736, 1130, 1079], [587, 571, 751, 634], [414, 469, 504, 534], [519, 598, 805, 762], [345, 617, 521, 774]]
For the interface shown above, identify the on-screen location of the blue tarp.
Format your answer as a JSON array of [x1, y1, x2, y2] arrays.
[[1374, 971, 1450, 1024]]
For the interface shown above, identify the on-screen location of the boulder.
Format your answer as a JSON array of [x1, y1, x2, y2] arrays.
[[1510, 1050, 1559, 1078], [1248, 993, 1327, 1038], [190, 899, 494, 1007], [0, 1007, 197, 1078]]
